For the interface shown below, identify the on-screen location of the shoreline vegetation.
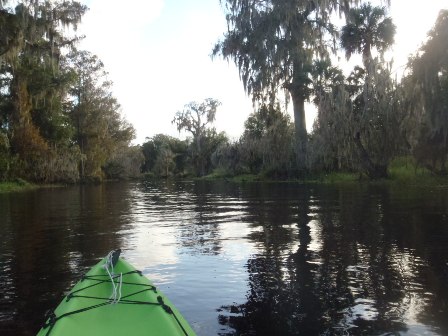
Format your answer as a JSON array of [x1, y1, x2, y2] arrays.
[[0, 179, 37, 193], [198, 156, 448, 187], [0, 2, 447, 189], [2, 157, 447, 194]]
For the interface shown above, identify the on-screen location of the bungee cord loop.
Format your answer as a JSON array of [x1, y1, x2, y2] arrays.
[[103, 249, 123, 304], [40, 249, 191, 336]]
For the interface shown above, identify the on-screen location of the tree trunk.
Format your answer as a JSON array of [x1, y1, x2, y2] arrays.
[[77, 90, 85, 180], [354, 131, 388, 179], [11, 76, 48, 155], [194, 132, 205, 177], [362, 45, 372, 69], [291, 90, 307, 173]]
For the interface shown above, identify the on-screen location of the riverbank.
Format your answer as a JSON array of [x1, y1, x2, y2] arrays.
[[199, 157, 448, 186], [0, 179, 38, 193], [2, 158, 446, 193]]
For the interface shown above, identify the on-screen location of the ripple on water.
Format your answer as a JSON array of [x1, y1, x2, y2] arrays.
[[1, 181, 448, 336]]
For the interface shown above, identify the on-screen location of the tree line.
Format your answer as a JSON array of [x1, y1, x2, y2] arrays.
[[141, 2, 448, 180], [1, 1, 447, 183], [141, 100, 295, 179], [0, 0, 142, 183]]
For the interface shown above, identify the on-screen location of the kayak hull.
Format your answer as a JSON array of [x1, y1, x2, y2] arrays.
[[36, 254, 196, 336]]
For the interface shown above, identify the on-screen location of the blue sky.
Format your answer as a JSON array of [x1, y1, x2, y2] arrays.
[[79, 0, 448, 145]]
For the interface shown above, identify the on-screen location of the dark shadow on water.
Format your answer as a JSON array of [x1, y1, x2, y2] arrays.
[[217, 184, 448, 335], [0, 183, 134, 335]]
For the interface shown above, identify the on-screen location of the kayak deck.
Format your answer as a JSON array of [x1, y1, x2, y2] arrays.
[[37, 252, 196, 336]]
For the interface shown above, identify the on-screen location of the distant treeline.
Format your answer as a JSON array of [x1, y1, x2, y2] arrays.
[[141, 102, 295, 179], [1, 1, 448, 183], [142, 5, 448, 180]]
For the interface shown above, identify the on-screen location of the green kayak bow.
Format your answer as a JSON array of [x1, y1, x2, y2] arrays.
[[37, 250, 196, 336]]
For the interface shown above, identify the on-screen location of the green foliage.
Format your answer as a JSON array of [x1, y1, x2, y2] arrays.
[[339, 3, 400, 177], [213, 0, 355, 100], [213, 0, 363, 170], [142, 129, 228, 178], [211, 142, 246, 176], [104, 146, 144, 180], [68, 50, 136, 181], [172, 99, 225, 176], [0, 0, 84, 182], [341, 3, 396, 65], [0, 1, 138, 184], [404, 10, 448, 175], [205, 168, 233, 179], [3, 0, 86, 152], [388, 156, 431, 181], [141, 137, 158, 173], [2, 1, 447, 186], [153, 146, 176, 178], [0, 131, 10, 181], [353, 63, 404, 177], [31, 146, 81, 183], [311, 60, 404, 178], [172, 99, 220, 136], [317, 172, 359, 184], [309, 5, 399, 179], [29, 61, 77, 146], [141, 134, 189, 176], [309, 61, 355, 172], [239, 104, 295, 176], [199, 129, 229, 176], [0, 180, 35, 193], [226, 174, 260, 183]]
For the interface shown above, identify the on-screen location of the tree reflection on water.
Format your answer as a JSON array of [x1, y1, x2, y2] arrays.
[[217, 184, 446, 335], [0, 184, 134, 335]]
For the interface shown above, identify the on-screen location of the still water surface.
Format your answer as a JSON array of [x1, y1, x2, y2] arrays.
[[1, 180, 448, 335]]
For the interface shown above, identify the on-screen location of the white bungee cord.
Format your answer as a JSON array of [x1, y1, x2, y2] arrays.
[[103, 250, 123, 304]]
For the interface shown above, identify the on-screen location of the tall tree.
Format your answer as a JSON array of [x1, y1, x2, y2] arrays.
[[213, 0, 360, 173], [405, 10, 448, 174], [0, 131, 9, 180], [338, 3, 398, 178], [241, 104, 295, 176], [153, 146, 175, 178], [68, 50, 135, 181], [341, 3, 395, 67], [312, 60, 404, 179], [104, 145, 144, 180], [172, 98, 221, 176], [309, 62, 354, 172], [351, 62, 403, 178], [141, 134, 189, 175], [0, 0, 86, 181]]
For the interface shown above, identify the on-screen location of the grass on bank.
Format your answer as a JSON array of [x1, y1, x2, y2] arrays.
[[388, 156, 430, 180], [387, 156, 448, 186], [3, 157, 446, 190], [200, 168, 358, 184], [200, 157, 448, 185], [0, 179, 37, 193], [199, 169, 261, 182]]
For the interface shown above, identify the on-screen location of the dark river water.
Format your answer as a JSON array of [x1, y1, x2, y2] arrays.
[[1, 180, 448, 335]]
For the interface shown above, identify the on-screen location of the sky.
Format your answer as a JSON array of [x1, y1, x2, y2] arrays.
[[78, 0, 448, 145]]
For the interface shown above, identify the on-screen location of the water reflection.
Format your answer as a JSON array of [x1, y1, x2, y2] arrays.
[[0, 184, 134, 335], [217, 185, 448, 336], [1, 182, 448, 335]]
